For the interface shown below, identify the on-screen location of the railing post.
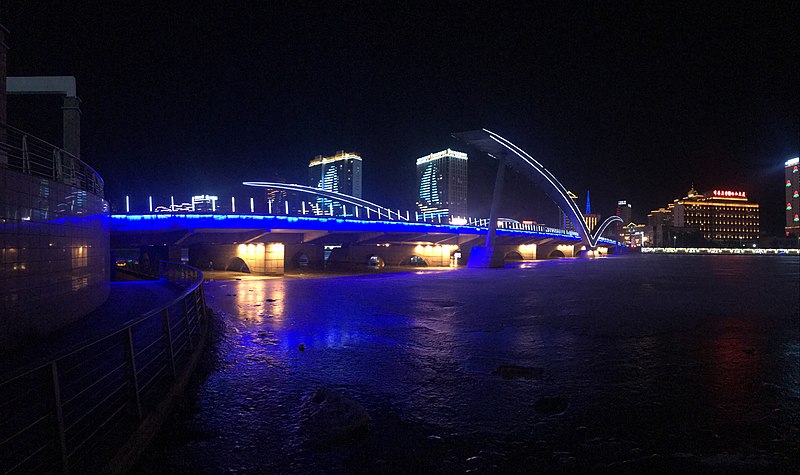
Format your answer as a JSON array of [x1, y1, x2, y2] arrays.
[[161, 309, 176, 379], [123, 327, 142, 419], [50, 362, 69, 474], [199, 285, 208, 322], [184, 296, 194, 352]]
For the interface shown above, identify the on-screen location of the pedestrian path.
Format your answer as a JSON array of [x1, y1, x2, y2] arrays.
[[0, 279, 183, 378]]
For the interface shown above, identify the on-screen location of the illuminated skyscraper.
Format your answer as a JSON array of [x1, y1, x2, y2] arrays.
[[416, 149, 468, 222], [308, 150, 362, 215], [616, 200, 632, 238], [785, 157, 799, 236]]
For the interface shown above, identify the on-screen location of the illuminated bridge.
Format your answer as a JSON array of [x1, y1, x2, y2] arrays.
[[111, 213, 620, 275], [112, 130, 624, 273]]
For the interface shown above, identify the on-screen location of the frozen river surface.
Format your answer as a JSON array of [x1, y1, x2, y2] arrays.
[[146, 255, 799, 473]]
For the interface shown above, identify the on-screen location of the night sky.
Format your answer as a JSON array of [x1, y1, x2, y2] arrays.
[[2, 2, 797, 233]]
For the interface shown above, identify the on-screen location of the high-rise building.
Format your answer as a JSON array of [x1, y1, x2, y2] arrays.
[[584, 213, 600, 232], [581, 189, 600, 231], [616, 200, 633, 237], [308, 150, 362, 215], [416, 149, 468, 222], [646, 207, 673, 247], [785, 157, 799, 236]]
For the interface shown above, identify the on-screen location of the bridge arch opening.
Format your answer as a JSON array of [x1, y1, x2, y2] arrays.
[[548, 250, 565, 259], [226, 256, 251, 273], [504, 251, 524, 261], [367, 255, 385, 268], [401, 255, 428, 267], [291, 252, 310, 269]]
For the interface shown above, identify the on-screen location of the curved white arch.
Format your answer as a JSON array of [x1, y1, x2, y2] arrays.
[[454, 129, 621, 248], [242, 182, 408, 221]]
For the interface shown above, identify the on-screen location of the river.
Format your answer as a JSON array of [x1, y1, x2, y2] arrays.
[[141, 254, 799, 473]]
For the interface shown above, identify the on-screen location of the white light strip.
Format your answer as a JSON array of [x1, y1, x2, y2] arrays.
[[481, 129, 623, 248], [243, 182, 409, 221], [416, 148, 468, 165], [486, 133, 590, 242]]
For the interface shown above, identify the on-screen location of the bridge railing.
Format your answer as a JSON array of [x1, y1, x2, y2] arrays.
[[0, 122, 104, 197], [0, 262, 206, 474]]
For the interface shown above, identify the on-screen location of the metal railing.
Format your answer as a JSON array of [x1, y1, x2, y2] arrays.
[[0, 122, 104, 197], [0, 262, 206, 474]]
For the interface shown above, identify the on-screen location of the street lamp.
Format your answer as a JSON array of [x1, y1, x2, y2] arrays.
[[673, 235, 677, 249]]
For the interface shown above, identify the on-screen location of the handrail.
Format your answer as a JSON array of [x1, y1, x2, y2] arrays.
[[0, 261, 207, 473], [0, 121, 105, 197], [0, 262, 203, 383]]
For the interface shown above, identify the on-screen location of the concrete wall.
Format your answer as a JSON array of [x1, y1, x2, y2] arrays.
[[0, 167, 110, 346]]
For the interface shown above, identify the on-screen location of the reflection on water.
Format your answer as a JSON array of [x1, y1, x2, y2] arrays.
[[150, 256, 800, 473], [234, 278, 286, 325], [706, 317, 765, 420]]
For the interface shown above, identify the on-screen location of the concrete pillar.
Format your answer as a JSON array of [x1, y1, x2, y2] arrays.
[[468, 154, 507, 268], [62, 95, 81, 158], [485, 153, 506, 248]]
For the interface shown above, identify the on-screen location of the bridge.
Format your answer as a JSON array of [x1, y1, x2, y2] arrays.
[[112, 129, 623, 273], [111, 213, 619, 275]]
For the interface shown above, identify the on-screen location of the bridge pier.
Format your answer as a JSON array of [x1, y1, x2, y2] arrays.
[[468, 152, 507, 268]]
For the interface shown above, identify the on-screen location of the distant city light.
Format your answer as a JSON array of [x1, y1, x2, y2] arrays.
[[712, 190, 746, 199]]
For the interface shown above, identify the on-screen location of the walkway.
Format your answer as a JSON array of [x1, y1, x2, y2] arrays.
[[0, 278, 184, 378]]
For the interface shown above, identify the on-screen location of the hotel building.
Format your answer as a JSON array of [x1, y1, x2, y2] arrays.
[[308, 150, 362, 215], [785, 157, 799, 236], [416, 149, 468, 222], [647, 186, 760, 247]]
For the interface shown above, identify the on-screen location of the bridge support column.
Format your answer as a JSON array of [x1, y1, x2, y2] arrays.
[[468, 153, 506, 268]]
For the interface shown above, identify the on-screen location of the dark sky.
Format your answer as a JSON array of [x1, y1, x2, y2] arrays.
[[2, 2, 797, 233]]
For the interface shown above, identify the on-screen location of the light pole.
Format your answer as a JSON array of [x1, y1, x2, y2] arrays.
[[673, 235, 677, 249]]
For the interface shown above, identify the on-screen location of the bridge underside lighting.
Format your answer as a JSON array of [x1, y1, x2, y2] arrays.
[[110, 214, 615, 244]]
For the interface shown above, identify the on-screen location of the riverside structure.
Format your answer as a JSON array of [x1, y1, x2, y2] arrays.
[[0, 24, 109, 349]]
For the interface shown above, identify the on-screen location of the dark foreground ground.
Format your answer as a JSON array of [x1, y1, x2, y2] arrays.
[[141, 255, 799, 473]]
